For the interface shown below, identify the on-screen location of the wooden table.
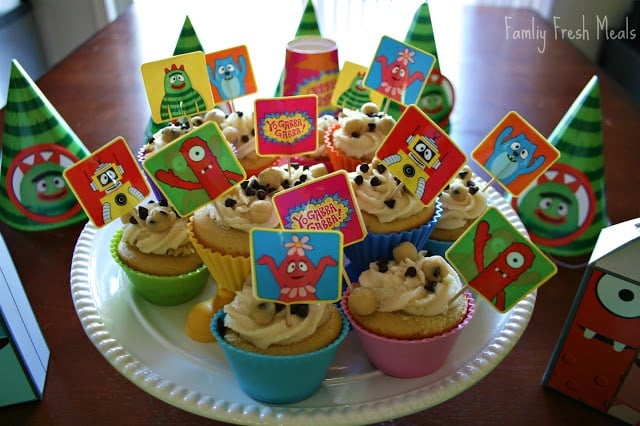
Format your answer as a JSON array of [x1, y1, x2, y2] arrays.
[[1, 1, 639, 424]]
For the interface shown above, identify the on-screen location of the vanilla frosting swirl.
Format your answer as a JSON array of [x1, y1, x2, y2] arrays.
[[349, 161, 427, 223], [223, 282, 333, 349], [120, 202, 195, 256], [207, 164, 327, 232], [435, 167, 488, 231], [332, 103, 395, 160], [358, 253, 462, 316]]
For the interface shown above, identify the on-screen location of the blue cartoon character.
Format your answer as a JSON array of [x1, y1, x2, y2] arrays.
[[257, 235, 338, 303], [208, 55, 247, 100], [486, 126, 546, 185]]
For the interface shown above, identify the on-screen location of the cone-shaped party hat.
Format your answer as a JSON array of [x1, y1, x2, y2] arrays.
[[512, 75, 609, 258], [405, 1, 439, 69], [143, 16, 205, 142], [274, 0, 322, 96], [0, 59, 90, 231]]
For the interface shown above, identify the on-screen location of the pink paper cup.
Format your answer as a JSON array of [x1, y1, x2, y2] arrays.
[[340, 288, 475, 378]]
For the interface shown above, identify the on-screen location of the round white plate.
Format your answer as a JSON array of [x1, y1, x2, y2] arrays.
[[70, 182, 535, 425]]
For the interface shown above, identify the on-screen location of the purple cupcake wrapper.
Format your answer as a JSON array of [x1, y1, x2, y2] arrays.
[[136, 147, 165, 201]]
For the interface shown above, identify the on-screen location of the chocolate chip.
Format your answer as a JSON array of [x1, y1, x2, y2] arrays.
[[241, 135, 250, 143], [459, 169, 469, 179], [425, 281, 438, 292], [251, 129, 255, 136], [159, 198, 169, 207], [376, 163, 387, 174], [224, 198, 237, 208], [129, 216, 138, 225], [376, 257, 389, 273], [299, 174, 308, 182], [256, 189, 266, 200], [444, 184, 450, 191], [354, 175, 364, 185], [138, 206, 149, 221], [367, 123, 376, 132], [384, 199, 396, 209], [468, 182, 479, 194], [370, 176, 382, 186], [237, 111, 244, 117], [405, 266, 417, 277], [433, 266, 441, 278], [240, 181, 249, 190], [290, 304, 309, 318], [275, 303, 286, 313], [351, 132, 360, 138], [359, 164, 369, 173], [282, 179, 290, 189]]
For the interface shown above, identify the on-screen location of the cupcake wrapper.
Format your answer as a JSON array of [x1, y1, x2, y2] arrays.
[[211, 309, 350, 404], [344, 201, 442, 281], [187, 218, 251, 293], [341, 289, 475, 378], [110, 230, 208, 306], [324, 122, 368, 172]]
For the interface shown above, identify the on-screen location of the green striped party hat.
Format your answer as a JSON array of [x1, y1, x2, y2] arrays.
[[0, 60, 89, 231], [512, 75, 608, 258], [405, 1, 439, 69], [173, 16, 204, 56], [274, 0, 322, 96]]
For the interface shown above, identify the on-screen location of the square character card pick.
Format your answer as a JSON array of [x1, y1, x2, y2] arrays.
[[206, 45, 258, 103], [254, 95, 318, 157], [271, 170, 367, 246], [375, 104, 467, 207], [141, 51, 215, 124], [331, 61, 385, 111], [471, 111, 560, 196], [63, 137, 150, 227], [446, 206, 557, 313], [250, 228, 343, 304], [142, 121, 246, 217], [364, 35, 436, 106]]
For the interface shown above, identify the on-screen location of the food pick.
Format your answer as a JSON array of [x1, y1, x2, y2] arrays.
[[63, 137, 151, 228], [446, 206, 557, 313], [330, 61, 384, 111], [205, 45, 258, 113]]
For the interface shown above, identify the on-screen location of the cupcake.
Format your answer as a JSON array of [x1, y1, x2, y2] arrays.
[[187, 163, 329, 314], [219, 110, 278, 177], [324, 102, 396, 172], [211, 279, 349, 403], [111, 199, 208, 305], [425, 166, 488, 256], [341, 241, 474, 378], [343, 160, 441, 280]]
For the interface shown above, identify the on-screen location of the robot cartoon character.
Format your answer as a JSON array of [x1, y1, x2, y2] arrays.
[[257, 235, 338, 303], [375, 48, 425, 103], [485, 126, 546, 185], [90, 159, 145, 224], [208, 54, 246, 100], [545, 270, 640, 413], [467, 220, 536, 311], [159, 64, 206, 121], [154, 135, 244, 199]]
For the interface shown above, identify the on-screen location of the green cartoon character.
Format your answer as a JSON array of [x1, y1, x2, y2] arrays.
[[512, 163, 596, 248], [159, 64, 206, 121], [336, 72, 372, 110], [417, 69, 454, 133]]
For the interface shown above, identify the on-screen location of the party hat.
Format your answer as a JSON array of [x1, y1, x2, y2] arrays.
[[511, 75, 609, 258], [0, 60, 90, 231], [274, 0, 322, 96], [405, 1, 440, 69], [143, 16, 205, 141]]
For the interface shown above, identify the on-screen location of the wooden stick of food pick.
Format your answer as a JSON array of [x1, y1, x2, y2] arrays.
[[448, 283, 469, 306], [342, 268, 353, 291]]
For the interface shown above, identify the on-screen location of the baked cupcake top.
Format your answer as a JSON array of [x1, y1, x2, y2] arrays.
[[203, 163, 328, 232], [349, 160, 427, 223], [223, 280, 334, 350], [435, 166, 488, 231], [332, 102, 395, 160], [349, 242, 463, 317], [120, 200, 195, 256]]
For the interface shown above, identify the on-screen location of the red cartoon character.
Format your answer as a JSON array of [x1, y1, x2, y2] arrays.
[[375, 48, 425, 102], [468, 220, 535, 311], [154, 135, 244, 198], [257, 235, 337, 303]]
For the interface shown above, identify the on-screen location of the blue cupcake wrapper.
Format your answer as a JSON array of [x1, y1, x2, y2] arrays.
[[211, 309, 349, 404], [344, 200, 442, 281]]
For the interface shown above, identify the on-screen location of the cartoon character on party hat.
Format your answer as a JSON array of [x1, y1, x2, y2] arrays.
[[274, 0, 321, 97], [510, 76, 609, 258], [385, 1, 455, 133], [0, 59, 90, 231], [143, 15, 206, 143]]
